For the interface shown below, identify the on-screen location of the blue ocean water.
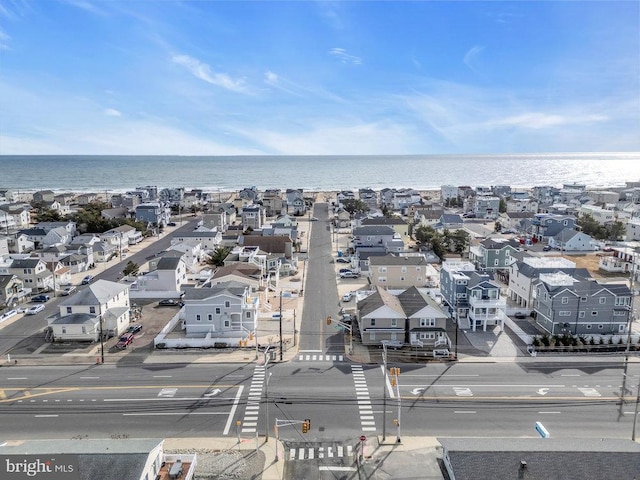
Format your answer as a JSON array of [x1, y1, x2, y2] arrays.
[[0, 153, 639, 193]]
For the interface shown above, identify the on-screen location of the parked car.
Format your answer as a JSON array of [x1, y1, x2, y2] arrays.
[[61, 286, 76, 296], [340, 271, 360, 279], [127, 324, 143, 334], [25, 304, 45, 315], [514, 312, 527, 319], [81, 275, 94, 285], [336, 257, 351, 263], [158, 298, 184, 307], [32, 295, 50, 303], [342, 292, 353, 302], [542, 245, 551, 251], [339, 268, 354, 274], [115, 333, 135, 349], [310, 217, 319, 221], [167, 222, 177, 227]]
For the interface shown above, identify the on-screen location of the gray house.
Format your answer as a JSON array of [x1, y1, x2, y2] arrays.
[[468, 238, 520, 273], [533, 272, 632, 335], [352, 225, 402, 253]]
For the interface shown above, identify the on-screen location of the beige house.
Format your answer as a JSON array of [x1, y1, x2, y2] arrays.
[[367, 254, 438, 288], [357, 286, 450, 351], [360, 217, 409, 240]]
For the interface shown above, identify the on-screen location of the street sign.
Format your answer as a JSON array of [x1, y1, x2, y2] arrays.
[[360, 435, 367, 442]]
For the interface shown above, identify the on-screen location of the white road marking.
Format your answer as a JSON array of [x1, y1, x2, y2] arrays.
[[35, 415, 58, 418], [453, 387, 473, 397], [152, 375, 172, 378], [538, 411, 561, 414], [123, 412, 228, 416], [223, 385, 244, 436], [158, 388, 177, 397], [7, 377, 28, 380], [79, 376, 100, 379], [454, 410, 476, 414], [319, 467, 357, 472]]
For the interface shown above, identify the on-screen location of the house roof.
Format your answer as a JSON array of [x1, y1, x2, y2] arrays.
[[213, 263, 261, 279], [241, 235, 291, 254], [368, 254, 429, 266], [0, 438, 163, 480], [156, 256, 183, 270], [441, 214, 463, 224], [50, 313, 97, 325], [352, 225, 396, 236], [0, 274, 18, 289], [60, 280, 128, 306], [183, 281, 247, 300], [10, 258, 43, 268], [361, 217, 407, 226], [479, 238, 521, 250], [18, 228, 47, 236], [439, 437, 640, 480]]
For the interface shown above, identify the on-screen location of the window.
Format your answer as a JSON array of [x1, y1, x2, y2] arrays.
[[586, 324, 591, 329], [81, 326, 86, 334], [370, 332, 376, 340], [89, 306, 96, 314], [378, 267, 387, 273], [371, 319, 376, 326], [62, 327, 66, 334], [391, 319, 397, 327], [224, 319, 230, 328], [208, 314, 213, 321], [599, 297, 606, 304], [215, 307, 221, 314], [196, 314, 201, 322], [579, 311, 585, 318], [225, 301, 230, 308], [401, 267, 407, 273], [400, 277, 405, 282], [580, 296, 588, 301], [420, 318, 436, 327], [614, 310, 626, 316], [66, 307, 72, 314], [246, 311, 251, 318], [494, 259, 499, 266], [591, 311, 598, 316], [598, 324, 603, 329], [559, 311, 571, 316], [561, 297, 569, 304]]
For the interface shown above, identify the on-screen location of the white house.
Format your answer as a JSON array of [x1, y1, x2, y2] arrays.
[[548, 228, 598, 251], [48, 280, 131, 341], [131, 256, 187, 298]]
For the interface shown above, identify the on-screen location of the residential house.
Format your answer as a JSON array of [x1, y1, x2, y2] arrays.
[[241, 204, 265, 230], [0, 208, 18, 232], [76, 192, 99, 205], [0, 274, 27, 307], [352, 225, 403, 254], [440, 185, 459, 204], [548, 228, 598, 251], [533, 272, 632, 336], [506, 197, 539, 213], [367, 254, 438, 288], [201, 212, 229, 233], [102, 225, 144, 247], [100, 206, 130, 220], [468, 238, 520, 273], [262, 189, 284, 217], [33, 190, 56, 203], [440, 261, 507, 331], [497, 211, 534, 232], [92, 242, 118, 263], [238, 186, 260, 203], [472, 195, 501, 219], [358, 188, 378, 211], [333, 208, 351, 229], [508, 256, 586, 312], [47, 280, 131, 341], [41, 226, 72, 249], [286, 189, 306, 216], [209, 263, 262, 291], [0, 203, 31, 228], [357, 286, 450, 350], [7, 257, 53, 292], [167, 241, 203, 270], [0, 237, 8, 256], [18, 227, 48, 248], [337, 190, 356, 206], [159, 187, 185, 204], [625, 218, 640, 241], [413, 209, 444, 228], [59, 253, 91, 273], [171, 230, 222, 251], [182, 281, 259, 341], [132, 256, 187, 296], [524, 213, 577, 242], [439, 214, 464, 230], [578, 204, 618, 226], [360, 217, 409, 241], [135, 202, 170, 227], [6, 233, 34, 254]]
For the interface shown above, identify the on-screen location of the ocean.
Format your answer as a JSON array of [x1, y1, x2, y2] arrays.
[[1, 152, 639, 193]]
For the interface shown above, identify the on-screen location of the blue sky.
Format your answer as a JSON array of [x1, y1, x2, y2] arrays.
[[0, 1, 638, 155]]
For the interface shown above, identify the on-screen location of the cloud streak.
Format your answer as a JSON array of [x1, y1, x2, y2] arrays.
[[172, 54, 250, 94], [329, 48, 362, 65]]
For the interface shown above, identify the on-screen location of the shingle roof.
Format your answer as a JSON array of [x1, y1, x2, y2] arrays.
[[368, 254, 428, 266], [352, 225, 396, 236]]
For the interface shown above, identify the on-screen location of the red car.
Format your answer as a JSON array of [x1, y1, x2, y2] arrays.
[[115, 333, 135, 349]]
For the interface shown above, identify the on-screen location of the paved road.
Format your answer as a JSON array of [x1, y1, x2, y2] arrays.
[[1, 359, 638, 441], [0, 220, 197, 357]]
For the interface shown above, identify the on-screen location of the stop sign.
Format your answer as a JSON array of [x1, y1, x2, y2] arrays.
[[360, 435, 367, 442]]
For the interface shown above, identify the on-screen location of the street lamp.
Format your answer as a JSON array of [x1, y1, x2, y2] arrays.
[[263, 347, 272, 441]]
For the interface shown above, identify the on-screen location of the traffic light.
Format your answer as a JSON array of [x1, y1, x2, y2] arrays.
[[326, 316, 332, 325], [302, 418, 311, 433]]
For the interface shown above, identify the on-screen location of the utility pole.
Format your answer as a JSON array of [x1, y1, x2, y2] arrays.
[[263, 347, 272, 441], [279, 290, 283, 361], [382, 342, 388, 442], [99, 315, 105, 364], [293, 309, 297, 347]]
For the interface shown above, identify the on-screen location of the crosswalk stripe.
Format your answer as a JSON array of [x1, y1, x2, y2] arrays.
[[338, 446, 344, 457], [308, 448, 314, 460], [347, 446, 353, 457], [290, 448, 296, 460]]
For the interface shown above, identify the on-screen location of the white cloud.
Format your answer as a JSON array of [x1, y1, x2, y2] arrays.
[[463, 45, 484, 72], [490, 112, 608, 129], [172, 54, 250, 94], [329, 48, 362, 65], [104, 108, 121, 117], [264, 71, 279, 86]]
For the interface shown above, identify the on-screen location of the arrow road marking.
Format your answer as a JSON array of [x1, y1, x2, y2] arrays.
[[453, 387, 473, 397], [203, 389, 222, 397], [537, 388, 550, 396], [158, 388, 177, 397], [411, 388, 425, 396]]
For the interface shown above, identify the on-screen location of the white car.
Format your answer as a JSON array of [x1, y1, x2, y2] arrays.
[[25, 304, 45, 315], [342, 292, 353, 302], [61, 286, 76, 296]]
